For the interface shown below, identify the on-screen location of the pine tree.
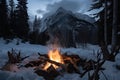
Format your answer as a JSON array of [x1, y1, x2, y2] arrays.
[[9, 0, 15, 37], [33, 15, 41, 32], [89, 0, 113, 45], [90, 0, 120, 50], [0, 0, 10, 38], [106, 0, 113, 44], [112, 0, 118, 49], [88, 0, 104, 44], [32, 15, 41, 43], [118, 0, 120, 45], [104, 0, 107, 45], [15, 0, 29, 39]]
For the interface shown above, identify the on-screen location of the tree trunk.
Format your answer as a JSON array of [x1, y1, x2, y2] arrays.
[[104, 0, 107, 45], [112, 0, 118, 50]]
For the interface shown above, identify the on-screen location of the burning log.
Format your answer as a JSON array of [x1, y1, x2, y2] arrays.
[[40, 57, 67, 70], [25, 54, 66, 70], [38, 52, 48, 58], [35, 65, 60, 80], [25, 49, 107, 80], [25, 52, 82, 75], [63, 55, 81, 74], [25, 60, 45, 68]]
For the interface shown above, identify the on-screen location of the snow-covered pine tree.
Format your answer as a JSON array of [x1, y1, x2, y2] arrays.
[[88, 0, 104, 44], [89, 0, 113, 45]]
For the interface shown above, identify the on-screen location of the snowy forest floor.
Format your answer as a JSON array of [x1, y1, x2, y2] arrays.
[[0, 38, 120, 80]]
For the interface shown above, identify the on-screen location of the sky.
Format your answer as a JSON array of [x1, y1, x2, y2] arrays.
[[27, 0, 93, 18]]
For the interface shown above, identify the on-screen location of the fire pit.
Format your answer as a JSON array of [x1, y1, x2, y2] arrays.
[[5, 48, 105, 80], [25, 48, 84, 80]]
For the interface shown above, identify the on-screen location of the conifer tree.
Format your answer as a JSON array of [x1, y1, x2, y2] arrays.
[[112, 0, 118, 49], [33, 15, 41, 32], [0, 0, 9, 38], [9, 0, 15, 37], [89, 0, 113, 45], [15, 0, 29, 39]]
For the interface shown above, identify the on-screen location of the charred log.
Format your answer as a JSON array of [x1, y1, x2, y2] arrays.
[[35, 65, 60, 80]]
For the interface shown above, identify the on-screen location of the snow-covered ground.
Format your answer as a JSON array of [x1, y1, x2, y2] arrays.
[[0, 38, 120, 80]]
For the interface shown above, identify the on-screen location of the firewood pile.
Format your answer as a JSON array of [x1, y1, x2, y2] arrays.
[[24, 52, 105, 80], [24, 53, 83, 80]]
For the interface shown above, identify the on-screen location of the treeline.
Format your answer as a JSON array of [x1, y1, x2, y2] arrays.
[[0, 0, 29, 40], [89, 0, 120, 47], [29, 15, 49, 45], [0, 0, 49, 44]]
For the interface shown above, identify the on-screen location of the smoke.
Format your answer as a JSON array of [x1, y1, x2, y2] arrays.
[[36, 9, 45, 14], [28, 0, 93, 18], [46, 0, 92, 13]]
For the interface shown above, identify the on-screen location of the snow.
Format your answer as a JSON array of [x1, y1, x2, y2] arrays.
[[56, 73, 81, 80], [75, 13, 95, 23], [61, 44, 100, 60], [0, 38, 120, 80], [0, 68, 44, 80], [102, 60, 120, 80]]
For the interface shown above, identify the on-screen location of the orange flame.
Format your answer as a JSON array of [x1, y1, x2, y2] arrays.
[[43, 49, 64, 70]]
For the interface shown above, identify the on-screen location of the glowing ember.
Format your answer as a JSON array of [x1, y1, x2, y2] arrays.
[[43, 49, 64, 70]]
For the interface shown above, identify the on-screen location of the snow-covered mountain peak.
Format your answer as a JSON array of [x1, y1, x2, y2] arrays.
[[75, 13, 95, 23], [40, 7, 96, 32], [54, 7, 73, 17], [56, 7, 66, 13]]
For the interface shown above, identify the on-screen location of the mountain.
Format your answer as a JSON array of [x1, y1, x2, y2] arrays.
[[40, 7, 95, 32], [40, 7, 98, 47], [75, 13, 95, 23]]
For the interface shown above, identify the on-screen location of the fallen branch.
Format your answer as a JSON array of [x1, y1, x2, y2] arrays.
[[101, 43, 120, 62], [7, 49, 29, 63]]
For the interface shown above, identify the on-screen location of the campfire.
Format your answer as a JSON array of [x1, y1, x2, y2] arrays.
[[23, 45, 104, 80], [43, 49, 64, 70], [5, 48, 106, 80], [24, 47, 83, 80], [4, 44, 118, 80]]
